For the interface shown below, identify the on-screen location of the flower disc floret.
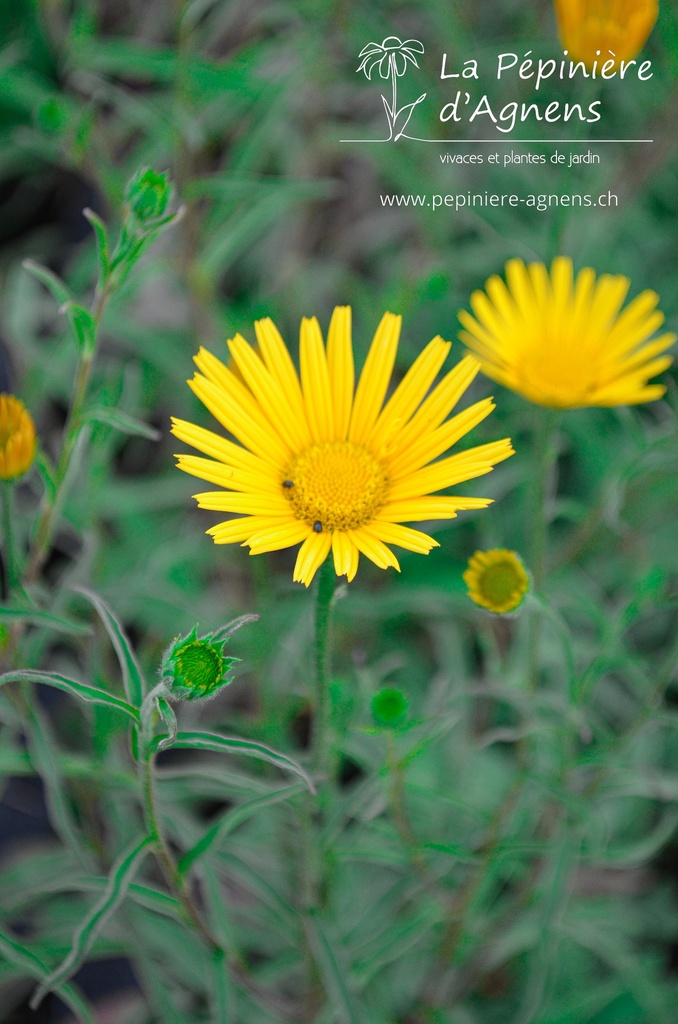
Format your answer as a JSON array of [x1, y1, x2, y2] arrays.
[[464, 549, 529, 614], [0, 394, 36, 481], [284, 441, 388, 531]]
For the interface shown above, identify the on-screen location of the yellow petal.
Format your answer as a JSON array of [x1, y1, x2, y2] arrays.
[[368, 336, 451, 454], [326, 306, 354, 441], [300, 316, 334, 442], [293, 533, 332, 587], [246, 520, 312, 554], [387, 439, 514, 501], [364, 521, 439, 554], [348, 528, 400, 571], [348, 312, 401, 444], [228, 333, 311, 451]]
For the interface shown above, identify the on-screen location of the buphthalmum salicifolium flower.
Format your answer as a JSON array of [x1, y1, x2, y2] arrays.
[[458, 257, 675, 410], [554, 0, 658, 70], [0, 394, 36, 481], [464, 549, 530, 614], [172, 308, 514, 586]]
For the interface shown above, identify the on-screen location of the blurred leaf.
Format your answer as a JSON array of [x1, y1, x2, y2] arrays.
[[83, 404, 161, 441], [0, 932, 94, 1024], [178, 781, 305, 876], [0, 606, 91, 635], [305, 912, 368, 1024], [0, 669, 140, 723], [154, 730, 315, 792], [31, 835, 153, 1007], [74, 586, 145, 706]]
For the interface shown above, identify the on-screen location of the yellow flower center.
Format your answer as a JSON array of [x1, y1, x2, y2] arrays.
[[283, 441, 389, 532], [477, 560, 525, 608], [464, 549, 529, 614]]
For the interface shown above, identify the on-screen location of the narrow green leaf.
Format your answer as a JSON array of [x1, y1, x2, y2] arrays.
[[156, 697, 177, 751], [154, 730, 315, 793], [74, 586, 145, 705], [22, 259, 71, 306], [33, 449, 57, 501], [0, 932, 94, 1024], [60, 301, 97, 354], [178, 782, 305, 876], [83, 207, 110, 281], [211, 946, 229, 1024], [27, 703, 84, 860], [305, 913, 367, 1024], [31, 836, 153, 1007], [84, 405, 161, 441], [0, 669, 140, 723], [0, 606, 92, 636]]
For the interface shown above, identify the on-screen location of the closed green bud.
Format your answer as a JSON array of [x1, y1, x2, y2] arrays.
[[125, 167, 172, 222], [371, 687, 409, 729], [160, 626, 238, 702]]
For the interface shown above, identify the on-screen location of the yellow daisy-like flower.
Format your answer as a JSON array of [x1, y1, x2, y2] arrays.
[[458, 257, 675, 410], [554, 0, 658, 70], [172, 308, 514, 586], [0, 394, 36, 481], [463, 549, 529, 614]]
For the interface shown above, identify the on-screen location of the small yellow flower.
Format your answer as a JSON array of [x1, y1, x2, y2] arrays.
[[554, 0, 658, 70], [463, 549, 529, 614], [458, 257, 675, 409], [0, 394, 36, 481], [173, 308, 514, 586]]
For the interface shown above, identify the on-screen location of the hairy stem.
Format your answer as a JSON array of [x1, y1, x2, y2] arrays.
[[527, 408, 559, 688], [25, 281, 113, 585], [1, 482, 18, 596], [141, 751, 220, 950], [311, 554, 336, 780]]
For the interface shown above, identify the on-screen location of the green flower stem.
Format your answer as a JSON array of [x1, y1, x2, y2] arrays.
[[25, 283, 113, 585], [1, 481, 18, 595], [527, 408, 559, 689], [385, 733, 435, 888], [311, 554, 336, 780], [421, 775, 524, 1011], [529, 408, 559, 593], [140, 748, 221, 951]]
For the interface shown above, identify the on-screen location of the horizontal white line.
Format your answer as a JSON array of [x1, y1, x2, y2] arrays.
[[341, 138, 654, 144]]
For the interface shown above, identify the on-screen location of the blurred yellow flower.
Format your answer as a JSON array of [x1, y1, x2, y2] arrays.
[[173, 308, 514, 586], [0, 394, 36, 481], [554, 0, 658, 69], [458, 257, 675, 409], [463, 549, 529, 614]]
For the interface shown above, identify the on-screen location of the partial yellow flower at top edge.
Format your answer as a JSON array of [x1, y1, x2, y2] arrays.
[[172, 308, 515, 587], [464, 549, 530, 614], [554, 0, 658, 70], [0, 394, 37, 481], [458, 257, 675, 410]]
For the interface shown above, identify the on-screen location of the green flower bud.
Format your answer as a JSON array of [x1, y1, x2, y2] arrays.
[[371, 687, 409, 729], [124, 167, 172, 222], [160, 626, 238, 702]]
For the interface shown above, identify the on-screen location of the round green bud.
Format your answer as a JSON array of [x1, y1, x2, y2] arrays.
[[161, 626, 237, 702], [125, 167, 172, 222], [371, 687, 409, 729]]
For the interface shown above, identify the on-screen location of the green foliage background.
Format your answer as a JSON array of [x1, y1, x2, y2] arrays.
[[1, 1, 678, 1022]]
